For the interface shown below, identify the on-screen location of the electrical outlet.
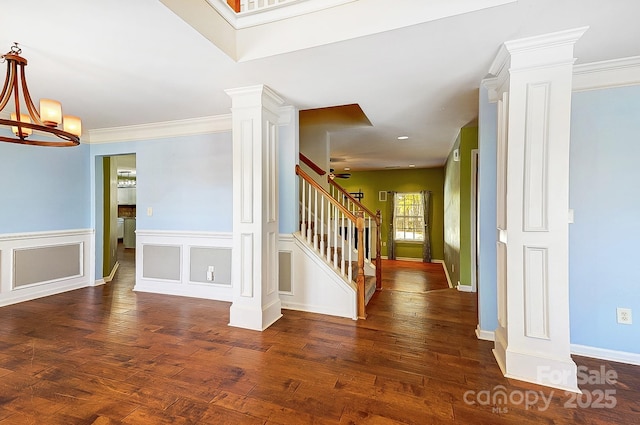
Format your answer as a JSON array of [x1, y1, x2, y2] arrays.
[[617, 308, 632, 325], [206, 266, 215, 282]]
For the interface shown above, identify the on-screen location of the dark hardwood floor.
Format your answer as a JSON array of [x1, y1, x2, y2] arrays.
[[0, 248, 638, 424]]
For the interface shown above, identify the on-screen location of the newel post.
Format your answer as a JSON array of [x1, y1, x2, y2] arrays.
[[356, 210, 366, 319]]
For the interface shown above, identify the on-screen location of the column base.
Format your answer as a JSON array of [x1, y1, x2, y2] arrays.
[[503, 349, 579, 393], [493, 326, 508, 374], [229, 298, 283, 331], [494, 327, 579, 393]]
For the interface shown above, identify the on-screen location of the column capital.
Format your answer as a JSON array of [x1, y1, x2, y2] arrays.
[[487, 27, 589, 100], [225, 84, 285, 111]]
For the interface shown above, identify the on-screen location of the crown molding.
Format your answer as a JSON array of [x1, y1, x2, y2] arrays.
[[278, 105, 296, 125], [482, 77, 500, 103], [573, 55, 640, 92], [87, 114, 232, 144]]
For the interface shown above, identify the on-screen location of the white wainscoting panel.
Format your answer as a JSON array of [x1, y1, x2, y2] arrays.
[[135, 230, 233, 301], [0, 229, 94, 307]]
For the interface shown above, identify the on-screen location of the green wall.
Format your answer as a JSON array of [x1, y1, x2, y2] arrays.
[[459, 127, 478, 288], [102, 157, 118, 277], [444, 135, 461, 286], [339, 167, 445, 260], [444, 126, 478, 288]]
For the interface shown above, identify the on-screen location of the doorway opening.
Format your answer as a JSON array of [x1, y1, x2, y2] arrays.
[[99, 154, 136, 283]]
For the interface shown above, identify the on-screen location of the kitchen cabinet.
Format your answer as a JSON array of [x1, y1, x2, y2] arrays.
[[124, 218, 136, 248], [118, 187, 136, 205]]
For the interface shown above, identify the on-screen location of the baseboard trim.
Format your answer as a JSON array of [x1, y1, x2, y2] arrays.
[[281, 301, 356, 320], [103, 261, 120, 283], [381, 256, 422, 262], [0, 281, 90, 308], [475, 326, 495, 341], [571, 344, 640, 366], [432, 259, 453, 288], [456, 283, 473, 292]]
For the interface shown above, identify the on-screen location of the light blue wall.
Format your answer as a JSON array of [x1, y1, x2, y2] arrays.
[[0, 135, 90, 233], [477, 85, 498, 334], [279, 108, 299, 234], [476, 84, 640, 352], [137, 134, 233, 231], [569, 85, 640, 353], [90, 132, 233, 276], [90, 132, 233, 231]]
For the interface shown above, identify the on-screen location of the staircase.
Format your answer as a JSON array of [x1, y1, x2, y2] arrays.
[[296, 165, 381, 319]]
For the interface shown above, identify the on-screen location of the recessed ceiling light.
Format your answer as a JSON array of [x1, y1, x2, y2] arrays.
[[344, 167, 351, 171], [397, 136, 409, 140]]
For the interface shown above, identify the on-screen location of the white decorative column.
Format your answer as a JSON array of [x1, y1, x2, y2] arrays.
[[488, 27, 588, 391], [226, 85, 284, 331]]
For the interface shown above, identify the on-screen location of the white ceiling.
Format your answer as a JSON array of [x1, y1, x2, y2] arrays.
[[2, 0, 639, 171]]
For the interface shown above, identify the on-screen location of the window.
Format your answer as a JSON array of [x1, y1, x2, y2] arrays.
[[394, 192, 424, 241]]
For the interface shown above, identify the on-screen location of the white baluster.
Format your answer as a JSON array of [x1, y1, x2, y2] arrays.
[[307, 184, 312, 244], [320, 196, 325, 254], [300, 177, 305, 235], [340, 211, 345, 277], [333, 205, 338, 268], [367, 216, 372, 262], [313, 189, 318, 250], [326, 201, 331, 262], [347, 218, 353, 283]]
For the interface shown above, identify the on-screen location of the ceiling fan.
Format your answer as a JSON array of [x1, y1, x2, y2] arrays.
[[330, 168, 351, 179]]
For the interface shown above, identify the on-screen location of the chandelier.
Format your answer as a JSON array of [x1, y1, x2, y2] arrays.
[[0, 43, 81, 147]]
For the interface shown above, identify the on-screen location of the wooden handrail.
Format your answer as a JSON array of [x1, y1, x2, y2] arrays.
[[296, 165, 356, 222], [327, 177, 380, 225], [227, 0, 241, 12], [299, 153, 326, 176]]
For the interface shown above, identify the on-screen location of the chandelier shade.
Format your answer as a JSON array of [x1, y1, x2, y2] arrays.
[[0, 43, 81, 147]]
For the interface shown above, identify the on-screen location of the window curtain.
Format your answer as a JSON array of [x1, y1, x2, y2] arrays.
[[387, 191, 396, 260], [421, 190, 432, 263]]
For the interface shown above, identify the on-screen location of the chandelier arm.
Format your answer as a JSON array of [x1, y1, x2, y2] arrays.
[[1, 44, 81, 147], [0, 135, 78, 147], [0, 118, 79, 145], [19, 64, 43, 125], [0, 61, 15, 112]]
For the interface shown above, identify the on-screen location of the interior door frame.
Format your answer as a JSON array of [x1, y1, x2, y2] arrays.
[[470, 149, 479, 293]]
